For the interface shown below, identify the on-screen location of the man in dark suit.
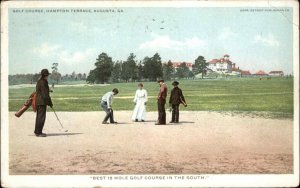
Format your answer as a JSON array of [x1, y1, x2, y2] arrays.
[[34, 69, 53, 137], [169, 81, 187, 123], [155, 79, 168, 125]]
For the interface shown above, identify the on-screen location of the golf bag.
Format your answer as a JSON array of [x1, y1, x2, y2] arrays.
[[15, 92, 36, 117]]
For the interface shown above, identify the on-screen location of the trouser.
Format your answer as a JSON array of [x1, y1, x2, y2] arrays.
[[34, 105, 47, 134], [171, 104, 180, 122], [157, 98, 166, 124], [101, 102, 114, 123]]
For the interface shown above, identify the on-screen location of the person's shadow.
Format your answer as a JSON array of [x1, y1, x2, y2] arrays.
[[46, 133, 83, 136], [30, 133, 83, 137], [178, 121, 195, 123]]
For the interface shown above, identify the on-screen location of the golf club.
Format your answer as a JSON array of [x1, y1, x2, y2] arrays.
[[51, 107, 68, 132]]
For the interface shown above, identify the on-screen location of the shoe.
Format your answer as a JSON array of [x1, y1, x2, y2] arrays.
[[111, 121, 118, 124], [174, 121, 179, 123], [155, 123, 166, 125], [135, 119, 138, 122], [169, 121, 175, 123], [102, 121, 109, 124], [35, 133, 46, 137], [141, 120, 145, 122]]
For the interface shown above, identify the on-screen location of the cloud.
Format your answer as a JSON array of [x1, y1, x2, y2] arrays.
[[31, 43, 97, 73], [254, 33, 280, 47], [32, 43, 97, 65], [32, 43, 61, 56], [218, 27, 237, 40], [139, 35, 181, 50], [184, 37, 207, 48], [58, 48, 97, 66], [139, 35, 206, 50]]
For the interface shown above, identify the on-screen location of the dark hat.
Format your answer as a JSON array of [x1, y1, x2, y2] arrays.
[[41, 69, 50, 76], [112, 88, 119, 94], [157, 79, 164, 83], [172, 81, 179, 86]]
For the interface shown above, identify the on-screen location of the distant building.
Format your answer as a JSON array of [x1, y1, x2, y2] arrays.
[[172, 62, 193, 71], [208, 54, 233, 73], [231, 63, 241, 73], [241, 70, 252, 77], [269, 71, 284, 77], [166, 56, 281, 79], [254, 70, 268, 77], [229, 63, 242, 76]]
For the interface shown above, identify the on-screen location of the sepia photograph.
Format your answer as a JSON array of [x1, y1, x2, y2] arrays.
[[1, 0, 299, 187]]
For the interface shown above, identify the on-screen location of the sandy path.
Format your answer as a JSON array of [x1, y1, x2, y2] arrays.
[[8, 111, 293, 174]]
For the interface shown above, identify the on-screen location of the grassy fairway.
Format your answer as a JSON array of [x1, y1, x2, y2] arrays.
[[9, 77, 293, 117]]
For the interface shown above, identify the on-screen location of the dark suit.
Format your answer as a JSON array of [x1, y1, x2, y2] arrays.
[[169, 86, 185, 123], [157, 84, 167, 124], [34, 78, 52, 134]]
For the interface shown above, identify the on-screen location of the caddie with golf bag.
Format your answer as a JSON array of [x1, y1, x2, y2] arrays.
[[34, 69, 53, 137]]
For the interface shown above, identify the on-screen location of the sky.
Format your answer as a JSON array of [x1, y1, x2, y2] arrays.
[[8, 6, 295, 75]]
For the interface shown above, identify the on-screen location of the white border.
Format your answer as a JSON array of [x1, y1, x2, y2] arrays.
[[1, 1, 299, 187]]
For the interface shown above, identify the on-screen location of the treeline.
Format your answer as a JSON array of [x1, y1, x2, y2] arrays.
[[87, 52, 208, 84], [9, 72, 87, 85], [9, 52, 208, 85], [9, 74, 41, 85], [61, 72, 87, 82]]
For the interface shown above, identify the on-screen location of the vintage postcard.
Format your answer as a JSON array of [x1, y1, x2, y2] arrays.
[[1, 0, 299, 187]]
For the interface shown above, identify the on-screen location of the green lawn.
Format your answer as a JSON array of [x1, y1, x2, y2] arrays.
[[9, 77, 294, 118]]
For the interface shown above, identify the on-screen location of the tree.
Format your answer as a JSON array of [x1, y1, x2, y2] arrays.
[[136, 61, 144, 81], [71, 71, 76, 80], [77, 73, 82, 80], [86, 70, 96, 84], [82, 73, 87, 80], [143, 53, 163, 81], [194, 56, 209, 79], [176, 62, 190, 79], [142, 56, 151, 81], [51, 62, 61, 84], [87, 52, 114, 84], [188, 70, 195, 79], [121, 53, 137, 82], [32, 73, 40, 83], [111, 61, 122, 83], [162, 60, 174, 80]]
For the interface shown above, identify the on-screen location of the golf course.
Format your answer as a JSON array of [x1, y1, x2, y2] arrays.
[[9, 77, 294, 118], [8, 76, 294, 175]]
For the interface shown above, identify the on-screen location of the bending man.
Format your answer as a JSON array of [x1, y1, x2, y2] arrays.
[[101, 88, 119, 124]]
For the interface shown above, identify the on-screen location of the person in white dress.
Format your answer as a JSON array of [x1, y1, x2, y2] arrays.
[[132, 83, 148, 122]]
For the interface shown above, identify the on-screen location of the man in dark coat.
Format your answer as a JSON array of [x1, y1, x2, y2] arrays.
[[34, 69, 53, 137], [169, 81, 187, 123], [155, 79, 168, 125]]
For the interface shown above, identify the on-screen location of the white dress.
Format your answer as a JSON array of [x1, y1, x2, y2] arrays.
[[132, 89, 148, 121]]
